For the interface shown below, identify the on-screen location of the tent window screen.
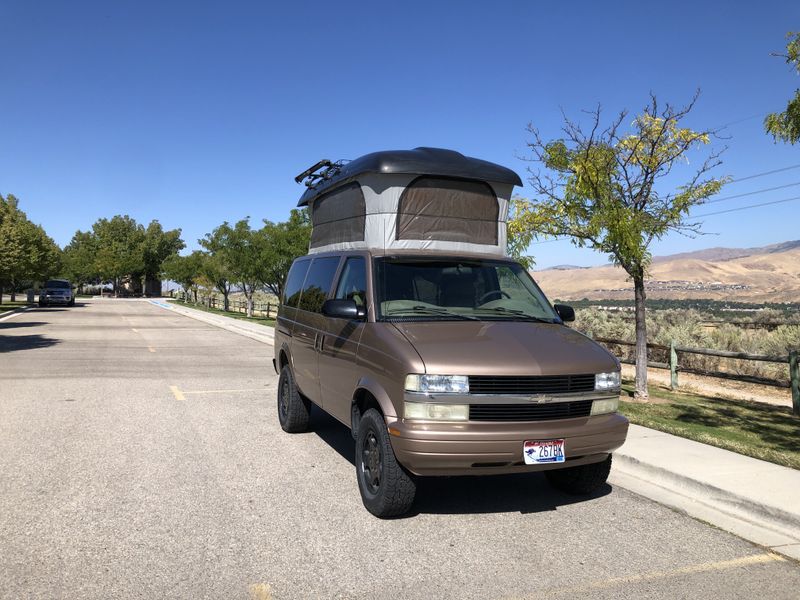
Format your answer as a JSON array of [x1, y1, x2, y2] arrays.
[[396, 177, 499, 244], [310, 182, 366, 248]]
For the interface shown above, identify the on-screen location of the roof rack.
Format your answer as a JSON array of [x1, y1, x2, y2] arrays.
[[294, 159, 349, 188]]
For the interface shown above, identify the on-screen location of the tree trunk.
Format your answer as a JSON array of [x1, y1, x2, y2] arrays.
[[114, 277, 119, 298], [223, 290, 230, 312], [0, 283, 3, 304], [633, 272, 649, 401], [245, 287, 254, 318], [10, 278, 16, 302]]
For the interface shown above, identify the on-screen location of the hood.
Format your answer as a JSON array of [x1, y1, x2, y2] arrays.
[[391, 321, 618, 377]]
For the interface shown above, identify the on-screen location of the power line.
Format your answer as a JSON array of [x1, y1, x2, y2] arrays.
[[525, 195, 800, 245], [728, 163, 800, 184], [704, 181, 800, 204], [695, 195, 800, 217]]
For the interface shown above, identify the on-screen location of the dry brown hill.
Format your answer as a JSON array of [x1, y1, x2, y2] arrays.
[[532, 243, 800, 303]]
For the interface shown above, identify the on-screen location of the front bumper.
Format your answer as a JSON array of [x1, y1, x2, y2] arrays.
[[387, 411, 629, 476], [40, 296, 71, 304]]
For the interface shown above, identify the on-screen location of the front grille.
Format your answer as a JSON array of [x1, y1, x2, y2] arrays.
[[468, 374, 595, 395], [469, 400, 593, 422]]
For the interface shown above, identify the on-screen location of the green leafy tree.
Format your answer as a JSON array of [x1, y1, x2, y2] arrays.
[[0, 194, 61, 302], [91, 215, 146, 296], [224, 219, 270, 318], [765, 32, 800, 144], [62, 230, 100, 289], [163, 251, 205, 303], [261, 208, 311, 298], [198, 226, 235, 311], [509, 94, 727, 399], [140, 220, 185, 295]]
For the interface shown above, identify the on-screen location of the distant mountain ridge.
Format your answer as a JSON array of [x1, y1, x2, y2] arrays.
[[651, 240, 800, 264], [533, 240, 800, 303]]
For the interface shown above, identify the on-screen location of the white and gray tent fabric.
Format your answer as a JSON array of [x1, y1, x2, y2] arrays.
[[307, 173, 511, 256]]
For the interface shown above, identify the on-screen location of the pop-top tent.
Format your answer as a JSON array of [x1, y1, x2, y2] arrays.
[[296, 147, 523, 256]]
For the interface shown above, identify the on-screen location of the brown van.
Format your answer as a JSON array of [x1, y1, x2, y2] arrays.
[[274, 149, 628, 517]]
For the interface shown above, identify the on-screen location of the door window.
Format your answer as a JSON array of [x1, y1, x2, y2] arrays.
[[298, 257, 341, 313], [283, 259, 311, 307], [334, 257, 367, 309]]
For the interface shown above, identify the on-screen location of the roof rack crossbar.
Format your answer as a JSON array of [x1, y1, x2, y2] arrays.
[[294, 159, 351, 188]]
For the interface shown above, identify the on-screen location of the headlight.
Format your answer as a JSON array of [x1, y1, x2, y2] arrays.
[[404, 402, 469, 421], [590, 397, 619, 415], [405, 374, 469, 394], [595, 371, 621, 391]]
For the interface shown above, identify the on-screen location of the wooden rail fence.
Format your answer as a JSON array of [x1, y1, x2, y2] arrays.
[[592, 336, 800, 415]]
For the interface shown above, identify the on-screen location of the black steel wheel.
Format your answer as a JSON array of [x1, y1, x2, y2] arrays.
[[277, 365, 310, 433], [356, 408, 416, 518]]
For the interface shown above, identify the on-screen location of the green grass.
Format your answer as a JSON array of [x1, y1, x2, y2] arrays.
[[0, 301, 29, 314], [167, 299, 276, 327], [620, 382, 800, 469]]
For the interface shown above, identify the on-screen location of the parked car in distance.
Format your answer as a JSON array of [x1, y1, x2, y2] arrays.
[[39, 279, 75, 307]]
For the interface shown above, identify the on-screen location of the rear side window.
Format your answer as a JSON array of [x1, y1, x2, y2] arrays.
[[298, 257, 341, 313], [283, 260, 311, 307], [335, 257, 367, 309]]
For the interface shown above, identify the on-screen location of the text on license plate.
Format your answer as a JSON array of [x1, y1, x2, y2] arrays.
[[523, 439, 565, 464]]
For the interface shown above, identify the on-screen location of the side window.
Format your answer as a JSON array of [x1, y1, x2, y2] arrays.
[[334, 257, 367, 309], [283, 260, 311, 307], [298, 257, 341, 313]]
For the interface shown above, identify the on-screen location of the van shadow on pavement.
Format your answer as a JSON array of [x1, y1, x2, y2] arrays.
[[309, 405, 612, 517]]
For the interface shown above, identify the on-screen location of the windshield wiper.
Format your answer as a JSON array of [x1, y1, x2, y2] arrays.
[[473, 306, 555, 323], [384, 305, 479, 321]]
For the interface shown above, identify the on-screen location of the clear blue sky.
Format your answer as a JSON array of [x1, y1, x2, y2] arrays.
[[1, 0, 799, 268]]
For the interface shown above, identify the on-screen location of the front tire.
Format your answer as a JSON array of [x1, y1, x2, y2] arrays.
[[356, 409, 416, 518], [545, 455, 612, 495], [277, 365, 310, 433]]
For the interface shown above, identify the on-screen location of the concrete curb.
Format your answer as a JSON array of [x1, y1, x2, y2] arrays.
[[149, 300, 275, 346], [611, 439, 800, 560], [0, 306, 32, 322], [614, 453, 800, 534]]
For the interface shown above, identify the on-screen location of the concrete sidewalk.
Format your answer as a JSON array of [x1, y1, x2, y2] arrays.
[[149, 300, 800, 560], [610, 425, 800, 560], [148, 299, 275, 346]]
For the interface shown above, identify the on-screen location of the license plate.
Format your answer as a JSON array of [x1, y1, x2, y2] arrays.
[[523, 439, 565, 464]]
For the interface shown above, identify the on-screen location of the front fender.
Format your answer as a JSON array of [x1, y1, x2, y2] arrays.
[[354, 376, 398, 418]]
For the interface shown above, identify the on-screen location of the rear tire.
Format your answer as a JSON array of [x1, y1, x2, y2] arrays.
[[277, 365, 310, 433], [356, 409, 416, 518], [545, 455, 612, 495]]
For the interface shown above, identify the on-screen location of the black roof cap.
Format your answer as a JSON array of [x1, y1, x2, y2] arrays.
[[297, 147, 523, 206]]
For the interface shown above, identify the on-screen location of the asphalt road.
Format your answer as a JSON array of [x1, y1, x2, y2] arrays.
[[1, 299, 799, 599]]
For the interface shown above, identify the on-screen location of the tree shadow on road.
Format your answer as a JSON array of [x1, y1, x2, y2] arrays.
[[0, 334, 60, 353], [0, 321, 48, 330], [309, 405, 612, 517]]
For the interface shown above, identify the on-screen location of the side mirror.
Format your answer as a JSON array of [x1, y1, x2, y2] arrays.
[[322, 299, 366, 320], [554, 303, 575, 323]]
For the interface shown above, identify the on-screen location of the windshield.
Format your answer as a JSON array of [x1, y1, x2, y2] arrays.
[[44, 280, 70, 289], [374, 258, 560, 322]]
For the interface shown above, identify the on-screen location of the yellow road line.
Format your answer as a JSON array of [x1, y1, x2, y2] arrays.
[[248, 583, 272, 600], [520, 553, 784, 598], [169, 385, 186, 401], [182, 388, 266, 395]]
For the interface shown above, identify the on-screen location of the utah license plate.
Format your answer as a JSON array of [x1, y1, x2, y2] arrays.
[[523, 439, 565, 464]]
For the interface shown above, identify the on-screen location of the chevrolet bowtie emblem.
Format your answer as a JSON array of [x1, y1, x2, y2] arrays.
[[529, 394, 550, 403]]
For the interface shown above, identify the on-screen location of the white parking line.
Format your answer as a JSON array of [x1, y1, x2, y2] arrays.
[[0, 308, 30, 323]]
